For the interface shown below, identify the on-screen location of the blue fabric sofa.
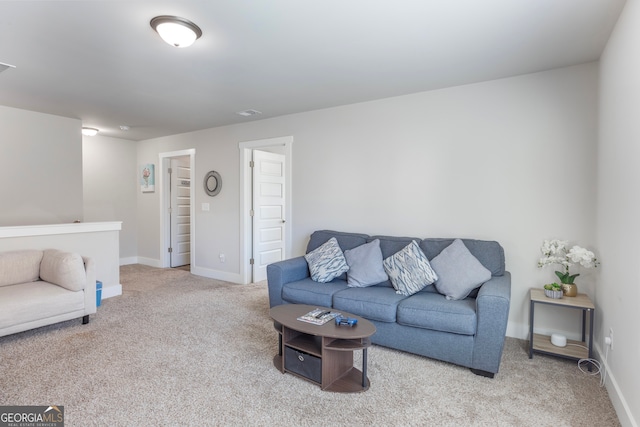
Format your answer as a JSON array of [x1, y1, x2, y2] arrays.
[[267, 230, 511, 378]]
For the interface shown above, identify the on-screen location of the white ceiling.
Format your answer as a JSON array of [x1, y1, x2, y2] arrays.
[[0, 0, 627, 141]]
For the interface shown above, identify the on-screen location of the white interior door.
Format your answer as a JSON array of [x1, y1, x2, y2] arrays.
[[170, 157, 191, 267], [252, 150, 286, 282]]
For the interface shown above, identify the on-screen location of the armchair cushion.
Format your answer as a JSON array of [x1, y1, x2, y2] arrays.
[[40, 249, 86, 292], [0, 250, 43, 287]]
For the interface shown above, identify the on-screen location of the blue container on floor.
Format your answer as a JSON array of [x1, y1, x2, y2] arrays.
[[96, 280, 103, 307]]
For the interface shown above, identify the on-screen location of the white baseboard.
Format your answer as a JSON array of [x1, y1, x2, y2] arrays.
[[120, 257, 162, 267], [119, 256, 138, 266], [119, 257, 237, 283], [102, 284, 122, 299], [594, 343, 638, 427], [137, 257, 162, 268], [506, 322, 528, 340], [191, 265, 242, 284]]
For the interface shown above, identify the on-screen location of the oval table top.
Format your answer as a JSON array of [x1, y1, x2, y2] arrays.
[[270, 303, 376, 339]]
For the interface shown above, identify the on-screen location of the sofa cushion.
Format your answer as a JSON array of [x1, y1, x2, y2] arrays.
[[307, 230, 369, 253], [333, 287, 407, 322], [0, 281, 85, 329], [419, 238, 505, 276], [430, 239, 492, 300], [383, 241, 438, 296], [0, 250, 43, 288], [282, 278, 348, 307], [397, 292, 477, 336], [369, 235, 423, 259], [344, 239, 388, 287], [304, 237, 349, 283], [40, 249, 86, 292]]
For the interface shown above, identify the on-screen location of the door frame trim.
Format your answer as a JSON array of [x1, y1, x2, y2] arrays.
[[239, 136, 293, 284], [159, 149, 196, 269]]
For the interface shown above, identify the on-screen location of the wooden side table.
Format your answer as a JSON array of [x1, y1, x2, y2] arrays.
[[528, 288, 595, 367]]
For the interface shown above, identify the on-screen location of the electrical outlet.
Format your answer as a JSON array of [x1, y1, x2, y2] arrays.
[[219, 253, 225, 263], [608, 328, 613, 350]]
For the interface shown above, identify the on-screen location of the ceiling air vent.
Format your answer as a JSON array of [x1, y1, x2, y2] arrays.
[[236, 109, 262, 117]]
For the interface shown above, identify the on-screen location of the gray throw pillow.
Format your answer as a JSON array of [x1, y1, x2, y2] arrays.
[[430, 238, 492, 300], [40, 249, 86, 292], [344, 239, 388, 287], [383, 240, 438, 296], [304, 237, 349, 283]]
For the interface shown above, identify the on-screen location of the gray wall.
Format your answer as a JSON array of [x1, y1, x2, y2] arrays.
[[598, 0, 640, 425], [82, 135, 138, 259], [135, 63, 599, 342], [0, 106, 83, 225]]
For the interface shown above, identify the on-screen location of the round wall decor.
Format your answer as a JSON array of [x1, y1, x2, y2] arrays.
[[204, 170, 222, 196]]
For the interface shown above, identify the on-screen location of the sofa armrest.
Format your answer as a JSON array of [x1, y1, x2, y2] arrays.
[[266, 256, 309, 307], [471, 272, 511, 374], [82, 256, 97, 315]]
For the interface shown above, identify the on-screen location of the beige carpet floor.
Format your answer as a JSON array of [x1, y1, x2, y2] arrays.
[[0, 265, 620, 426]]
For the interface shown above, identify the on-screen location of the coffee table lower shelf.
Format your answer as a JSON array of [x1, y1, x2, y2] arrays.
[[270, 304, 376, 393], [273, 355, 370, 392]]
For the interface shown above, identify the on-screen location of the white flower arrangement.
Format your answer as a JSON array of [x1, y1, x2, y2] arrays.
[[538, 239, 599, 284]]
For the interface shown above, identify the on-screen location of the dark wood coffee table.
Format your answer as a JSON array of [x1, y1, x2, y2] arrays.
[[270, 304, 376, 392]]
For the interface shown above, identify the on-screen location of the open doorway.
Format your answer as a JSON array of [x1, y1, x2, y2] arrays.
[[239, 136, 293, 284], [159, 149, 196, 270], [169, 156, 191, 267]]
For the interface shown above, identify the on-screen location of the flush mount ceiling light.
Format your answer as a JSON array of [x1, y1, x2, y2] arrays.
[[236, 109, 262, 117], [81, 127, 99, 136], [150, 15, 202, 48]]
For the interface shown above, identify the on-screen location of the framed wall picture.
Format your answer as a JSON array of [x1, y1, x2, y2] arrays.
[[141, 164, 155, 192]]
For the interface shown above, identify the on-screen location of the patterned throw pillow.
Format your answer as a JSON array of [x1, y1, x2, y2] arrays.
[[383, 240, 438, 296], [304, 237, 349, 283]]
